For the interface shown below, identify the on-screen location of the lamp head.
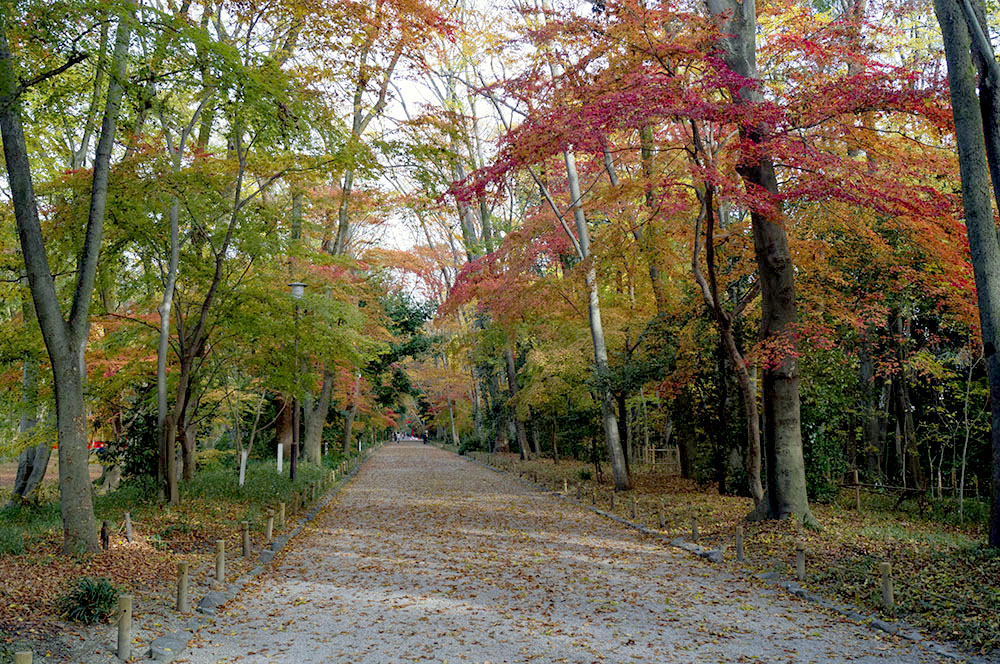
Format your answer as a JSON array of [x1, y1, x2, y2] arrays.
[[289, 281, 307, 300]]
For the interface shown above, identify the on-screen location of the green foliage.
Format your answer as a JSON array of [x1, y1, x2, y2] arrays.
[[577, 468, 593, 481], [57, 577, 120, 624], [197, 448, 238, 471]]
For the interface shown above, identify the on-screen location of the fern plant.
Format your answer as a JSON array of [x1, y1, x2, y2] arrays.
[[58, 577, 120, 624]]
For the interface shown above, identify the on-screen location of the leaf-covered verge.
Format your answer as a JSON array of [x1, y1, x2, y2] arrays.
[[0, 457, 343, 661], [461, 450, 999, 657]]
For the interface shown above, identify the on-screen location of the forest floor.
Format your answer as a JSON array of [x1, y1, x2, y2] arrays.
[[181, 441, 947, 663], [459, 449, 1000, 658], [0, 458, 335, 663]]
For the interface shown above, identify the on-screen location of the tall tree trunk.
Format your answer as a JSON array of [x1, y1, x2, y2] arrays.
[[690, 173, 765, 504], [342, 372, 361, 455], [705, 0, 813, 524], [0, 7, 131, 552], [934, 0, 1000, 546], [304, 371, 333, 463], [158, 199, 180, 500], [11, 290, 49, 502], [564, 150, 631, 490], [504, 347, 530, 458]]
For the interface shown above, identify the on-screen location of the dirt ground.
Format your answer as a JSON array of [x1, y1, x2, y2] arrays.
[[0, 454, 103, 487]]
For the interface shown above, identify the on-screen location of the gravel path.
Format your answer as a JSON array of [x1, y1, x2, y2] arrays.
[[182, 442, 943, 663]]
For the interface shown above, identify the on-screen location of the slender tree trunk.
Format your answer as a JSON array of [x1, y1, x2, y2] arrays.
[[504, 347, 530, 458], [564, 150, 630, 490], [342, 372, 361, 455], [304, 371, 333, 463], [934, 0, 1000, 546], [158, 200, 180, 498]]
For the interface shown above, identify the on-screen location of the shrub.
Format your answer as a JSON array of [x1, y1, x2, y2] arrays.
[[577, 468, 593, 481], [197, 448, 237, 471], [58, 577, 120, 624], [0, 525, 25, 555]]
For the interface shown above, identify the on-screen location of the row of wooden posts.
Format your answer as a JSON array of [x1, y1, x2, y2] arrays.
[[9, 456, 374, 664], [469, 451, 897, 612]]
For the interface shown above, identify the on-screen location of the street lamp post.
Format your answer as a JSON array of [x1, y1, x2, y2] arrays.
[[289, 282, 306, 481]]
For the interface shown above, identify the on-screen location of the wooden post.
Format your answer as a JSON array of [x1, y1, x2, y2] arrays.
[[795, 541, 805, 581], [216, 539, 225, 584], [563, 478, 568, 494], [176, 561, 189, 612], [124, 512, 133, 543], [117, 594, 132, 661], [241, 521, 251, 557], [630, 495, 637, 519], [592, 488, 597, 505], [879, 562, 894, 609], [279, 502, 286, 529], [657, 502, 665, 529], [576, 484, 582, 500], [854, 469, 861, 512], [265, 514, 274, 544], [691, 517, 699, 543], [14, 651, 31, 664], [609, 491, 615, 510], [735, 525, 744, 562]]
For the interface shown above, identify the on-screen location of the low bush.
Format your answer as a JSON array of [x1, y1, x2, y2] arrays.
[[57, 577, 119, 624]]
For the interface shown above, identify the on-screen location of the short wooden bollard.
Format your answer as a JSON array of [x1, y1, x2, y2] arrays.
[[265, 514, 274, 544], [879, 562, 894, 609], [117, 594, 132, 660], [609, 491, 615, 510], [176, 561, 189, 612], [215, 539, 225, 584], [14, 651, 31, 664], [630, 495, 637, 519], [795, 541, 805, 581], [279, 502, 286, 529], [576, 484, 582, 500], [124, 511, 133, 543], [854, 469, 861, 512], [592, 488, 597, 505], [657, 503, 665, 529], [241, 521, 251, 557], [735, 525, 744, 562], [563, 478, 568, 494], [691, 518, 699, 543]]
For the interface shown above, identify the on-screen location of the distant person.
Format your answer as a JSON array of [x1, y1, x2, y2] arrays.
[[422, 431, 427, 444]]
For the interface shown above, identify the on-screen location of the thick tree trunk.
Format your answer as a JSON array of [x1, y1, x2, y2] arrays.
[[706, 0, 812, 524], [934, 0, 1000, 546], [181, 423, 196, 482], [0, 7, 130, 552]]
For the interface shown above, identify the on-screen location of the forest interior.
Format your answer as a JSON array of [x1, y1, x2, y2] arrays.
[[2, 0, 1000, 661]]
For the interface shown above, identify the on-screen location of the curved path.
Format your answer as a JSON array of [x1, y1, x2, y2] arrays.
[[183, 442, 940, 663]]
